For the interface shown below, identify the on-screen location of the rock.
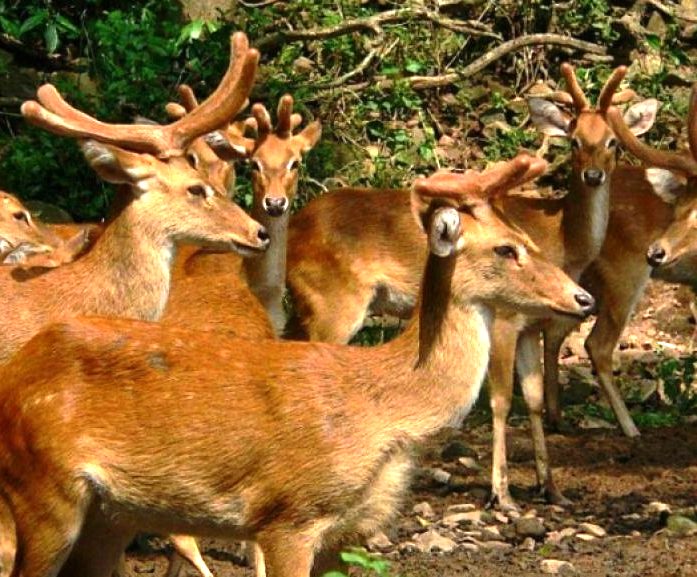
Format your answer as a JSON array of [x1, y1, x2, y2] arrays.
[[438, 134, 456, 148], [447, 474, 469, 492], [546, 527, 576, 544], [576, 533, 596, 542], [441, 440, 476, 461], [577, 522, 606, 538], [292, 56, 315, 74], [647, 501, 671, 514], [493, 511, 509, 524], [479, 525, 502, 541], [412, 529, 458, 554], [515, 516, 547, 539], [477, 539, 512, 550], [442, 511, 483, 528], [647, 11, 668, 37], [666, 514, 697, 536], [578, 416, 616, 430], [367, 531, 393, 552], [540, 559, 576, 575], [460, 542, 480, 552], [458, 456, 482, 471], [132, 560, 156, 573], [519, 536, 536, 551], [446, 503, 477, 513], [412, 501, 435, 519], [432, 468, 451, 485], [398, 541, 418, 554]]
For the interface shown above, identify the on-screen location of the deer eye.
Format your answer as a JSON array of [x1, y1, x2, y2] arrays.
[[494, 245, 518, 259], [13, 211, 29, 224], [287, 159, 299, 171], [571, 137, 582, 151], [250, 159, 263, 172], [186, 152, 199, 169], [606, 137, 617, 149], [187, 185, 208, 198]]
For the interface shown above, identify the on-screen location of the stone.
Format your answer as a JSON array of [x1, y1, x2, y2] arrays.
[[412, 501, 435, 519], [447, 474, 469, 492], [578, 522, 606, 538], [493, 511, 509, 524], [447, 503, 476, 513], [412, 529, 458, 554], [519, 536, 536, 551], [647, 501, 671, 514], [292, 56, 315, 74], [442, 511, 483, 528], [515, 516, 547, 539], [441, 440, 476, 461], [461, 542, 480, 552], [367, 531, 393, 552], [477, 539, 512, 550], [398, 541, 418, 554], [666, 514, 697, 536], [438, 134, 456, 147], [458, 456, 482, 471], [578, 416, 616, 430], [576, 533, 596, 542], [540, 559, 576, 575], [432, 468, 451, 484]]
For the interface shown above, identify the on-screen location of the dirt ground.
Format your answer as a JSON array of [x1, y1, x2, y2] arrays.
[[125, 280, 697, 577]]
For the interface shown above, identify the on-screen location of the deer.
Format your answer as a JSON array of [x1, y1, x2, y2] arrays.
[[0, 33, 268, 365], [285, 64, 657, 509], [0, 153, 596, 577], [0, 191, 58, 261]]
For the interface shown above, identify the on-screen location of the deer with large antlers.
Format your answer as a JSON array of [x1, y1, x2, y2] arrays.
[[0, 155, 595, 577], [0, 33, 266, 364], [285, 64, 656, 508]]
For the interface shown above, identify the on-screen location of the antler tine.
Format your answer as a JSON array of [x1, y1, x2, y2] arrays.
[[276, 94, 294, 138], [168, 32, 259, 152], [177, 85, 199, 113], [611, 88, 638, 105], [688, 83, 697, 164], [607, 107, 697, 175], [21, 97, 172, 155], [560, 63, 589, 113], [597, 66, 627, 112], [165, 103, 187, 120], [413, 171, 483, 200], [478, 154, 546, 197], [290, 113, 303, 131], [252, 103, 272, 137]]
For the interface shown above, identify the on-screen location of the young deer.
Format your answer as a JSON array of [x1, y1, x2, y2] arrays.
[[0, 154, 595, 577], [0, 33, 267, 363]]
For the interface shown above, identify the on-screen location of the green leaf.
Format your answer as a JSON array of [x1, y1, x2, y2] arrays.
[[55, 14, 79, 35], [321, 572, 347, 577], [44, 22, 59, 53], [646, 34, 662, 51], [405, 60, 423, 74], [19, 10, 48, 36]]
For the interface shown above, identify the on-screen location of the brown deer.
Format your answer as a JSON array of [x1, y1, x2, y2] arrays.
[[0, 33, 267, 364], [0, 191, 57, 260], [0, 154, 595, 577], [285, 65, 656, 509]]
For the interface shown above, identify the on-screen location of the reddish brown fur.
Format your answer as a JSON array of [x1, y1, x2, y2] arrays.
[[0, 159, 592, 577]]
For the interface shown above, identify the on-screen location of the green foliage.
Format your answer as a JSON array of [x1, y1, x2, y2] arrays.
[[322, 548, 394, 577], [558, 0, 618, 43]]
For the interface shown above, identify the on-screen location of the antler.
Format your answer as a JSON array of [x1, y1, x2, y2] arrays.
[[560, 63, 590, 113], [21, 32, 259, 158], [413, 154, 548, 202], [252, 94, 303, 140], [606, 93, 697, 176], [597, 66, 627, 112]]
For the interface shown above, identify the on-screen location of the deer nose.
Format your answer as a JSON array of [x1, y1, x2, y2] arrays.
[[257, 226, 270, 246], [582, 168, 605, 186], [574, 290, 596, 316], [263, 197, 289, 217], [646, 243, 667, 267]]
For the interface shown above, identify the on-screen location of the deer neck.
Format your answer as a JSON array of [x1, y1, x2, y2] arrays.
[[243, 204, 289, 333], [75, 199, 175, 321], [372, 254, 492, 441], [561, 172, 611, 279]]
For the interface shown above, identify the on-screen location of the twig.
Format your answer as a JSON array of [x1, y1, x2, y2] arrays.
[[640, 0, 697, 23], [238, 0, 282, 7], [255, 6, 500, 52], [333, 33, 606, 92], [316, 38, 399, 89], [0, 33, 85, 72]]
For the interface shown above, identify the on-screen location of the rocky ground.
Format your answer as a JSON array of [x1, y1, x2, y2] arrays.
[[125, 279, 697, 577]]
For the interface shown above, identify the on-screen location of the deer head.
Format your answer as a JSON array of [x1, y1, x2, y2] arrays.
[[608, 83, 697, 283], [0, 191, 54, 261], [528, 63, 658, 188], [412, 154, 595, 319], [20, 33, 269, 256]]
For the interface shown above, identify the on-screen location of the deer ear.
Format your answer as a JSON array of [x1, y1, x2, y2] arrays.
[[80, 141, 156, 186], [410, 191, 433, 233], [528, 98, 571, 137], [298, 120, 322, 152], [622, 99, 659, 136], [645, 168, 686, 204], [429, 207, 462, 257]]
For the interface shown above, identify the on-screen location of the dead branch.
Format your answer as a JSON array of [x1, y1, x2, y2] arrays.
[[638, 0, 697, 23], [321, 33, 606, 93], [255, 6, 500, 53], [238, 0, 283, 7]]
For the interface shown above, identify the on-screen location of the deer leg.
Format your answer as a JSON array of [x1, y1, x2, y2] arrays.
[[585, 305, 640, 438], [516, 330, 570, 506], [166, 535, 213, 577], [253, 543, 266, 577], [488, 320, 521, 511], [543, 317, 579, 431], [310, 546, 346, 577], [256, 531, 315, 577], [305, 289, 374, 344]]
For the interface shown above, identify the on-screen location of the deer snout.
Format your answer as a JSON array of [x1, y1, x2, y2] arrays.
[[646, 242, 668, 267], [582, 168, 605, 187], [263, 196, 289, 217], [574, 290, 596, 317]]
